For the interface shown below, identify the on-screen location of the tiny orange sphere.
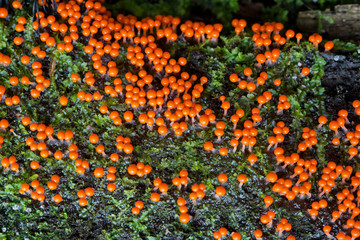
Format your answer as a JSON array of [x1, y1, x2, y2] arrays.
[[53, 194, 63, 203], [216, 186, 226, 197], [301, 67, 310, 76], [79, 198, 88, 206], [94, 167, 104, 178], [85, 187, 95, 197], [107, 183, 116, 192], [151, 192, 160, 202], [59, 96, 68, 106], [218, 173, 228, 183], [89, 134, 99, 144], [179, 213, 190, 223], [132, 207, 140, 215]]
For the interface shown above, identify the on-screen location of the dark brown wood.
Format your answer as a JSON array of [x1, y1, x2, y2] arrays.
[[297, 4, 360, 40]]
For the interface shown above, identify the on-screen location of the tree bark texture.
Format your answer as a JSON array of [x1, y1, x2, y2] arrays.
[[297, 4, 360, 40]]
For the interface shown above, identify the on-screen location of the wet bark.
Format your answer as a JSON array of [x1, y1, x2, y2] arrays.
[[297, 4, 360, 40]]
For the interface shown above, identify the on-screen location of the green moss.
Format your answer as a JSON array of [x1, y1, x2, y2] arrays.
[[0, 3, 359, 240]]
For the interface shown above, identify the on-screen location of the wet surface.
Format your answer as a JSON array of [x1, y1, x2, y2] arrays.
[[321, 52, 360, 120]]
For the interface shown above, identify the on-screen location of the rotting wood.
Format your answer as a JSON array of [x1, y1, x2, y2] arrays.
[[297, 4, 360, 40]]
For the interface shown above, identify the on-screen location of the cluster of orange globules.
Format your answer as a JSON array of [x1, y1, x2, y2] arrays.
[[2, 0, 360, 239]]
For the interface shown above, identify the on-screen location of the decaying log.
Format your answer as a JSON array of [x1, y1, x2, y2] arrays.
[[297, 4, 360, 40]]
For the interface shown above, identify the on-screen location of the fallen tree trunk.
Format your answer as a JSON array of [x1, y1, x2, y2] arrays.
[[297, 4, 360, 40]]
